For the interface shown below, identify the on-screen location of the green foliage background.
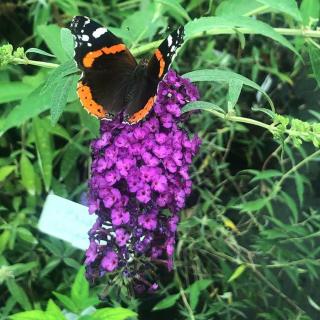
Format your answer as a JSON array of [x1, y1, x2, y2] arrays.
[[1, 0, 320, 319]]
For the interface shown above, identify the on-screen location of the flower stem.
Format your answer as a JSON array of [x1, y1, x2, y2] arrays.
[[12, 57, 59, 68]]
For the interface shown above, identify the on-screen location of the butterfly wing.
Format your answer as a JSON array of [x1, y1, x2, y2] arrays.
[[124, 26, 185, 124], [70, 16, 137, 119]]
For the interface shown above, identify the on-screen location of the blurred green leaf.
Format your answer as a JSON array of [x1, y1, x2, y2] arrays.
[[71, 267, 89, 305], [52, 292, 78, 313], [216, 0, 264, 17], [60, 28, 74, 59], [183, 69, 274, 109], [228, 264, 247, 282], [20, 154, 36, 195], [185, 16, 298, 55], [9, 262, 38, 277], [228, 79, 243, 111], [9, 310, 47, 320], [152, 294, 180, 311], [6, 278, 32, 311], [60, 143, 82, 180], [91, 308, 137, 320], [17, 228, 38, 245], [308, 43, 320, 88], [46, 299, 66, 320], [37, 25, 69, 63], [33, 117, 53, 191], [156, 0, 191, 21], [256, 0, 302, 21], [235, 198, 268, 212], [0, 86, 50, 136], [25, 48, 55, 58], [247, 169, 283, 182], [188, 279, 212, 310], [300, 0, 320, 25], [0, 165, 15, 182], [182, 101, 226, 115], [0, 82, 34, 104]]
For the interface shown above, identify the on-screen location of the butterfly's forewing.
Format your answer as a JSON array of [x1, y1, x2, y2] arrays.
[[124, 26, 185, 124], [70, 16, 137, 119]]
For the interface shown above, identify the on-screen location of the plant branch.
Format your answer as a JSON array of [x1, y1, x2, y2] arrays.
[[12, 57, 59, 68]]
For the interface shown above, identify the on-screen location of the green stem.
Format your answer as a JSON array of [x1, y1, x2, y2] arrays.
[[12, 57, 59, 68], [175, 272, 195, 320], [269, 149, 320, 199]]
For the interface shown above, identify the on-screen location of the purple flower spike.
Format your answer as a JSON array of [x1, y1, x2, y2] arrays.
[[86, 70, 201, 291]]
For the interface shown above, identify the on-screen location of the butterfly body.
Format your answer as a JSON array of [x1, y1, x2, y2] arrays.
[[70, 16, 184, 124]]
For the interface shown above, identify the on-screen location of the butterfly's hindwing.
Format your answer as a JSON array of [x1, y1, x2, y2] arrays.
[[124, 27, 185, 124]]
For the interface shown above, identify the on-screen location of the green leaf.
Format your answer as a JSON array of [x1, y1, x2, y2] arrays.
[[41, 59, 78, 95], [188, 279, 212, 310], [280, 191, 298, 223], [216, 0, 264, 17], [20, 154, 36, 195], [0, 230, 11, 254], [300, 0, 320, 26], [25, 48, 55, 58], [235, 198, 268, 212], [52, 292, 78, 313], [152, 294, 180, 311], [248, 169, 283, 182], [307, 295, 320, 311], [91, 308, 137, 320], [9, 310, 47, 320], [46, 299, 66, 320], [79, 108, 99, 138], [228, 79, 243, 111], [37, 25, 69, 63], [60, 142, 82, 179], [0, 86, 50, 136], [228, 264, 247, 282], [185, 16, 298, 56], [50, 74, 77, 125], [6, 278, 32, 311], [9, 262, 38, 277], [0, 82, 34, 104], [155, 0, 191, 21], [308, 43, 320, 88], [33, 117, 53, 191], [256, 0, 302, 21], [71, 267, 89, 305], [294, 172, 304, 206], [183, 69, 274, 110], [60, 28, 74, 59], [182, 101, 226, 115], [17, 227, 38, 245], [0, 165, 15, 182]]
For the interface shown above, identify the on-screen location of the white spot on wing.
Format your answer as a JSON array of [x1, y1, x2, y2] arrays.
[[81, 35, 89, 41], [167, 35, 173, 47], [93, 27, 107, 38]]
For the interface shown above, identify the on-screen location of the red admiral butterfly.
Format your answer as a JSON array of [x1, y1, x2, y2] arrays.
[[69, 16, 184, 124]]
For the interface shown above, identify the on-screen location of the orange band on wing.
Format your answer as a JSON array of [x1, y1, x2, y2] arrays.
[[83, 44, 126, 68], [128, 96, 156, 124], [77, 81, 106, 118], [155, 49, 165, 78]]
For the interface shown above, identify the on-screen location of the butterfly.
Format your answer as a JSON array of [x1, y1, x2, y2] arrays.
[[69, 16, 185, 124]]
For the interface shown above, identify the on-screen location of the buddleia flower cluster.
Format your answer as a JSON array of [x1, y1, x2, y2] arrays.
[[85, 70, 201, 291]]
